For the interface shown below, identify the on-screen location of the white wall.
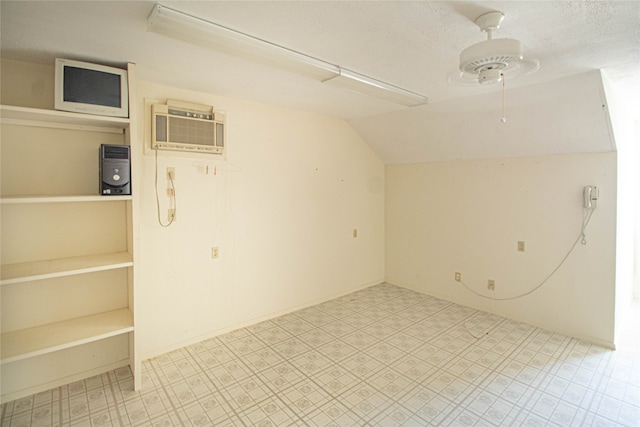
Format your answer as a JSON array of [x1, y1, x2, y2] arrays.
[[601, 71, 640, 341], [386, 153, 617, 347], [2, 57, 623, 358], [133, 81, 385, 359]]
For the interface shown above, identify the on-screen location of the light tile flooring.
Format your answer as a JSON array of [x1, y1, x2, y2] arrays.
[[2, 283, 639, 426]]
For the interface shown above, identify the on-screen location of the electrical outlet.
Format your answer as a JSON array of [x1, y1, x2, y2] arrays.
[[211, 247, 219, 259], [455, 272, 461, 282], [168, 209, 176, 222], [166, 167, 176, 181], [488, 279, 495, 291], [517, 241, 525, 252]]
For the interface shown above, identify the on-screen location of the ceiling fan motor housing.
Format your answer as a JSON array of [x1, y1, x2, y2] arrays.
[[459, 38, 524, 84]]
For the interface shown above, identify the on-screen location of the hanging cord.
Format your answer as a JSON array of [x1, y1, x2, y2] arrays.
[[463, 294, 498, 339], [464, 313, 490, 339], [500, 72, 507, 123], [461, 208, 593, 339], [580, 208, 590, 245], [154, 149, 176, 227], [459, 208, 595, 301]]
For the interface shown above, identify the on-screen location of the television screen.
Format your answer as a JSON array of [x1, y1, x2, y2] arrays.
[[55, 58, 129, 118], [63, 66, 122, 108]]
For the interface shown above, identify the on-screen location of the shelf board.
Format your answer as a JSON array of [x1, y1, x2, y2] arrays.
[[0, 195, 132, 204], [1, 308, 134, 364], [0, 104, 129, 132], [1, 252, 133, 285]]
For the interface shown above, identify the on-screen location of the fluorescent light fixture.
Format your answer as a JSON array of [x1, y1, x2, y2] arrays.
[[147, 4, 427, 107], [147, 4, 338, 80], [323, 69, 427, 107]]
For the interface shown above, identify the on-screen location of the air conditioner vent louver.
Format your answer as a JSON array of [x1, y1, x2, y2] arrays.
[[168, 116, 215, 145], [152, 100, 225, 154]]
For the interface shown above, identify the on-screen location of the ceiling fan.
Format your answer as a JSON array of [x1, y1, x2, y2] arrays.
[[451, 11, 539, 85]]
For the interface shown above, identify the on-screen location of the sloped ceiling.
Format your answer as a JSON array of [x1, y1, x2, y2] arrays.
[[1, 1, 638, 163], [351, 71, 616, 163]]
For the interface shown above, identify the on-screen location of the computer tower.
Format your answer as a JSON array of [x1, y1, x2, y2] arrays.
[[100, 144, 131, 195]]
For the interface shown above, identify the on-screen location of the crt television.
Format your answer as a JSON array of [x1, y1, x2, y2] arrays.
[[55, 58, 129, 118]]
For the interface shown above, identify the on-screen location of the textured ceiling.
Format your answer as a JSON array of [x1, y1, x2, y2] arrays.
[[351, 71, 616, 163], [1, 1, 638, 163]]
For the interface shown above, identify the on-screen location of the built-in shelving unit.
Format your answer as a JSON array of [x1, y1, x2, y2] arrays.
[[0, 104, 129, 132], [0, 63, 138, 403], [0, 252, 133, 285], [1, 309, 134, 364], [0, 195, 132, 204]]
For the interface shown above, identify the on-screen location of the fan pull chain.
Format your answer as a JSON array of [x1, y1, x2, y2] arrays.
[[500, 72, 507, 123]]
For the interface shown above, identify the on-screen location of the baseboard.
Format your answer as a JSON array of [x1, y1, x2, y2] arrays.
[[141, 279, 384, 361], [1, 359, 130, 404], [388, 281, 616, 350]]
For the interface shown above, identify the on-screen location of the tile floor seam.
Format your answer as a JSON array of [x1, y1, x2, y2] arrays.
[[255, 295, 448, 424], [2, 284, 638, 427], [1, 399, 7, 424], [148, 358, 187, 427], [106, 370, 126, 427], [438, 318, 540, 427], [57, 386, 63, 426], [351, 313, 507, 424], [198, 336, 270, 427]]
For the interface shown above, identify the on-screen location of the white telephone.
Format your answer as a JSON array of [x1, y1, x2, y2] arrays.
[[584, 186, 598, 209]]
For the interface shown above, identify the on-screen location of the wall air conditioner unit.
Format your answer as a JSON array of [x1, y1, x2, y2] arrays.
[[152, 100, 225, 154]]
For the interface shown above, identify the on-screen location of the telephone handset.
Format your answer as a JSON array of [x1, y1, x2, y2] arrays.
[[584, 186, 598, 209]]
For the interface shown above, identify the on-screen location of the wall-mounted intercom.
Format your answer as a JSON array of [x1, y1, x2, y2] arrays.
[[584, 186, 598, 209]]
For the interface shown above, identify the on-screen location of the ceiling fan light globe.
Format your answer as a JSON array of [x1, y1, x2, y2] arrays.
[[478, 68, 503, 85]]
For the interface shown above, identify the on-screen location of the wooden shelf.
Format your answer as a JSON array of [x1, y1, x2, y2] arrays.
[[0, 63, 139, 401], [1, 104, 129, 132], [1, 252, 133, 285], [1, 308, 133, 364], [0, 195, 132, 204]]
